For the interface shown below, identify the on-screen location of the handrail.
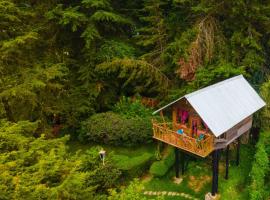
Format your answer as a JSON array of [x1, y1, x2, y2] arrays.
[[152, 122, 214, 157]]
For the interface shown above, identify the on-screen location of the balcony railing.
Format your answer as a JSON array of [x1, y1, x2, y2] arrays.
[[152, 121, 214, 157]]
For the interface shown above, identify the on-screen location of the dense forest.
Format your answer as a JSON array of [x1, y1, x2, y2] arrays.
[[1, 0, 270, 199]]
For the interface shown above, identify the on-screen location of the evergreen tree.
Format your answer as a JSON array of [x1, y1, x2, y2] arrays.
[[135, 0, 168, 67]]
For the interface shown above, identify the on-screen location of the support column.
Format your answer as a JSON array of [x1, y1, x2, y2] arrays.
[[211, 150, 219, 196], [175, 147, 180, 178], [225, 145, 229, 180], [181, 152, 185, 175], [236, 137, 240, 166]]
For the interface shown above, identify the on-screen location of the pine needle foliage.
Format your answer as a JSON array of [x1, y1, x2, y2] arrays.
[[135, 0, 168, 67], [96, 58, 170, 94]]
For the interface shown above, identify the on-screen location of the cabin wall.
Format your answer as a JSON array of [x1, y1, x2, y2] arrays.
[[214, 115, 253, 149], [172, 99, 215, 136], [172, 100, 199, 126]]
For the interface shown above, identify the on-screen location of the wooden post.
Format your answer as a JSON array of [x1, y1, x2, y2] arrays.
[[181, 151, 185, 175], [175, 147, 180, 178], [160, 111, 168, 129], [172, 107, 177, 129], [236, 137, 240, 166], [211, 150, 219, 196], [225, 145, 229, 180]]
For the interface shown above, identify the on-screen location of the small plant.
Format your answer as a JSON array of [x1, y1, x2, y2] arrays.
[[155, 142, 162, 161]]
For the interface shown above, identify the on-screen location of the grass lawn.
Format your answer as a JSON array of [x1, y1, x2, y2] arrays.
[[143, 144, 255, 200], [67, 140, 255, 199], [67, 140, 156, 157]]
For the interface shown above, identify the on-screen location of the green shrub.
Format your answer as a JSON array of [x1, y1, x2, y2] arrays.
[[149, 161, 168, 177], [108, 179, 147, 200], [113, 96, 153, 119], [112, 153, 153, 177], [249, 132, 270, 200], [79, 112, 152, 146], [150, 148, 175, 177], [164, 149, 175, 167], [0, 120, 121, 200]]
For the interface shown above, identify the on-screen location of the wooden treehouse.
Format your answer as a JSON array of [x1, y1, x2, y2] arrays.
[[152, 75, 266, 197]]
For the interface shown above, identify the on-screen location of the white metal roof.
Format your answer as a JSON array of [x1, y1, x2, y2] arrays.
[[153, 75, 266, 137]]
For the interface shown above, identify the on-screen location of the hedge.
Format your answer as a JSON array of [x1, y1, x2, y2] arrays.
[[79, 112, 152, 146], [112, 152, 153, 178], [150, 148, 175, 177], [249, 131, 270, 200]]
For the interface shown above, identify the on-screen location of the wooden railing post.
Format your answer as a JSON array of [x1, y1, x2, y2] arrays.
[[152, 122, 214, 157]]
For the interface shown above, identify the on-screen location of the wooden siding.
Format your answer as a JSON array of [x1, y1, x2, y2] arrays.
[[214, 116, 253, 149]]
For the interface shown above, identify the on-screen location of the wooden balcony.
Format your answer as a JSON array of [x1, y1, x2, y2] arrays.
[[152, 122, 214, 157]]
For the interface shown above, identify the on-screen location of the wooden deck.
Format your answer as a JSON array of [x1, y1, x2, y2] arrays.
[[152, 122, 214, 157]]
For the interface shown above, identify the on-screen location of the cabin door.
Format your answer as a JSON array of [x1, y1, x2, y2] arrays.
[[191, 117, 200, 137]]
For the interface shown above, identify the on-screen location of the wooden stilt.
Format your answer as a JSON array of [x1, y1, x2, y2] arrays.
[[216, 150, 219, 193], [211, 150, 219, 196], [236, 137, 240, 166], [175, 147, 180, 178], [181, 152, 185, 175], [225, 145, 229, 180]]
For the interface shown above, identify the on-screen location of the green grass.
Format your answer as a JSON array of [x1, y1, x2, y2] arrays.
[[67, 140, 255, 200], [144, 156, 211, 199], [112, 153, 153, 169], [219, 145, 254, 200], [67, 140, 156, 156], [144, 145, 255, 200]]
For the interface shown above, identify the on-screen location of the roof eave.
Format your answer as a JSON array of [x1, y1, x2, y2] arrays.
[[152, 97, 184, 115]]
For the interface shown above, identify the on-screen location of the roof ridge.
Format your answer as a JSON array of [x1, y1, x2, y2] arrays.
[[185, 75, 244, 98]]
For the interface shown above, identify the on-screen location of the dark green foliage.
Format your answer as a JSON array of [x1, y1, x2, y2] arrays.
[[96, 58, 170, 95], [249, 131, 270, 200], [79, 112, 152, 146], [150, 147, 175, 177], [112, 152, 153, 177], [187, 63, 246, 92], [97, 40, 136, 62], [135, 0, 168, 67]]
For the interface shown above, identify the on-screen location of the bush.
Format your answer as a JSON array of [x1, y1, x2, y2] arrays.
[[108, 179, 147, 200], [112, 153, 153, 177], [149, 161, 168, 177], [150, 148, 175, 177], [0, 120, 121, 200], [79, 112, 152, 146], [249, 132, 270, 200], [113, 96, 153, 118]]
